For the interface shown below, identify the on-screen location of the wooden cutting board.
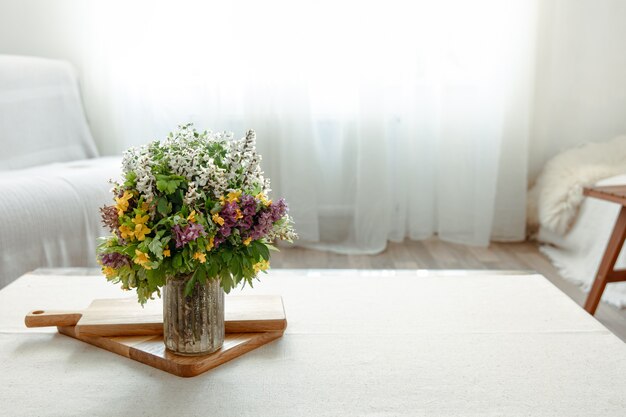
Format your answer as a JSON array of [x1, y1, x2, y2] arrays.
[[25, 295, 286, 337], [56, 325, 284, 377]]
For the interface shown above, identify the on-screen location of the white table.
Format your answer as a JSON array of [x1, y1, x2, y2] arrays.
[[1, 269, 625, 416]]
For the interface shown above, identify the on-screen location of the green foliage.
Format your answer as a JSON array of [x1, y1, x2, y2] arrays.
[[156, 174, 186, 195], [251, 240, 270, 261], [157, 197, 171, 215], [124, 171, 137, 188], [148, 237, 165, 260]]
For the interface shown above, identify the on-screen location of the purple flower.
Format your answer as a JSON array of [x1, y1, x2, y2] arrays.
[[220, 225, 232, 238], [172, 222, 207, 248], [238, 215, 254, 230], [213, 235, 226, 248], [240, 194, 257, 216], [250, 210, 274, 240], [100, 252, 130, 269], [212, 194, 287, 244], [220, 202, 239, 226], [270, 198, 287, 222]]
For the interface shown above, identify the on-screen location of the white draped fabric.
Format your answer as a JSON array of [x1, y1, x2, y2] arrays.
[[7, 0, 538, 252]]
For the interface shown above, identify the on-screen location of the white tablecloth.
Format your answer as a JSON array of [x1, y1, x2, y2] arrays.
[[1, 269, 625, 416]]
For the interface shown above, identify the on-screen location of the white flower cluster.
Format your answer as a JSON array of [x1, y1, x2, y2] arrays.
[[122, 147, 156, 201], [267, 214, 298, 242], [120, 124, 270, 204], [223, 129, 271, 194]]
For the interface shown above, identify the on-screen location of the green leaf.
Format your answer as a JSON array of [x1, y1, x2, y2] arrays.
[[220, 270, 233, 293], [124, 171, 137, 188], [146, 269, 160, 291], [173, 253, 183, 269], [157, 197, 170, 215], [148, 237, 164, 260], [247, 244, 259, 260], [253, 241, 270, 261], [193, 266, 207, 285], [184, 275, 197, 297], [209, 202, 221, 214], [207, 260, 219, 278], [231, 257, 242, 278], [156, 180, 169, 193], [167, 181, 178, 194], [121, 244, 138, 257], [242, 257, 251, 269], [222, 249, 233, 263], [155, 174, 185, 195]]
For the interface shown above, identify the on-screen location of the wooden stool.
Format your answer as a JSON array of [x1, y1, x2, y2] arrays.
[[583, 185, 626, 314]]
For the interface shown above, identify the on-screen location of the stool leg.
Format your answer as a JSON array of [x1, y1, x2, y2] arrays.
[[585, 278, 607, 315], [584, 206, 626, 314]]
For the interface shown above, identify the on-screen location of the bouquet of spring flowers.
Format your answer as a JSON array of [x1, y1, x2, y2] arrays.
[[97, 124, 297, 304]]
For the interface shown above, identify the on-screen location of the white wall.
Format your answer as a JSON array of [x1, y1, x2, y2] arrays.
[[530, 0, 626, 181], [1, 0, 626, 181]]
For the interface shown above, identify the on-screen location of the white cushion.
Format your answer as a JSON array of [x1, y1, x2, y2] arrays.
[[0, 55, 99, 170]]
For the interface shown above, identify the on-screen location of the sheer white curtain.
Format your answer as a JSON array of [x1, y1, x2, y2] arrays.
[[77, 0, 536, 252]]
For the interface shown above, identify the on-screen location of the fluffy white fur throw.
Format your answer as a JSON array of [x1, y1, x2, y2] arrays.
[[528, 135, 626, 235]]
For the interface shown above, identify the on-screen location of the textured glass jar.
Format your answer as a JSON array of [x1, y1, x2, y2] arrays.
[[163, 274, 224, 355]]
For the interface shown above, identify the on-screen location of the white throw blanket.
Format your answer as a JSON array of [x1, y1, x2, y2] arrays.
[[0, 157, 121, 289], [530, 136, 626, 308], [539, 174, 626, 308], [527, 135, 626, 235]]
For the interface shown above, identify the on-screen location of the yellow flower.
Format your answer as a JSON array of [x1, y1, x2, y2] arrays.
[[235, 209, 243, 220], [193, 252, 206, 263], [102, 266, 117, 278], [212, 213, 225, 226], [253, 259, 270, 273], [133, 223, 151, 241], [119, 224, 134, 240], [256, 192, 272, 206], [207, 236, 215, 250], [132, 213, 150, 226], [226, 190, 242, 203], [163, 247, 171, 257], [114, 191, 133, 216], [134, 249, 151, 269], [141, 201, 150, 211], [187, 210, 197, 223], [243, 237, 252, 246]]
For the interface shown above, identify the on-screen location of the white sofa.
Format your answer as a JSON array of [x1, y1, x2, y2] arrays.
[[0, 55, 120, 288]]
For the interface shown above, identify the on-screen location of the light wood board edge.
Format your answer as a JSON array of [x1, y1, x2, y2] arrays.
[[57, 326, 285, 377], [25, 310, 83, 328]]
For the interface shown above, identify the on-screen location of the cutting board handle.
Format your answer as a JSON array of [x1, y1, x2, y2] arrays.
[[25, 310, 82, 328]]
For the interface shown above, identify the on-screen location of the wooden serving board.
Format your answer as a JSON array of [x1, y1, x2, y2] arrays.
[[26, 295, 286, 337], [56, 325, 284, 377]]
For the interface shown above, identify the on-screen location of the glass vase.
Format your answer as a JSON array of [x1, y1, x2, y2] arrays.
[[162, 274, 225, 355]]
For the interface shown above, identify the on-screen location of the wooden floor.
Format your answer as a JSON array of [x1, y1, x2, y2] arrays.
[[271, 239, 626, 342]]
